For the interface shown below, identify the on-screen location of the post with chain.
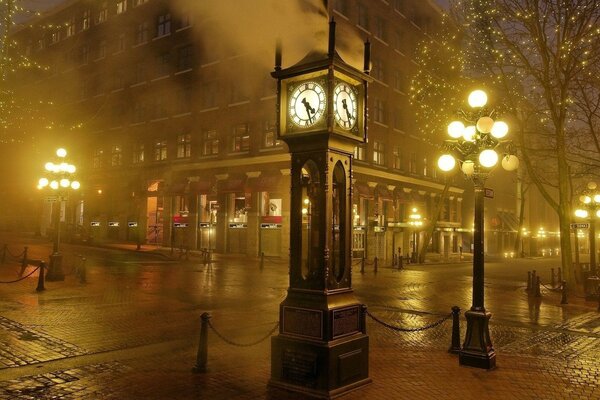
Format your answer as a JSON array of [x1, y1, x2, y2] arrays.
[[360, 257, 365, 273], [79, 258, 87, 284], [374, 256, 378, 273], [526, 271, 532, 292], [19, 247, 29, 277], [192, 312, 211, 373], [449, 306, 461, 354], [36, 262, 46, 292], [535, 276, 541, 297], [551, 268, 555, 287], [558, 267, 562, 284], [561, 281, 568, 304]]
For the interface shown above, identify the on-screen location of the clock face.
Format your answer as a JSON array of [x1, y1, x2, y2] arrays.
[[289, 81, 326, 127], [334, 82, 358, 130]]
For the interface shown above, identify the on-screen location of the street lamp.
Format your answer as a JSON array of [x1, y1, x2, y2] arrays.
[[408, 207, 423, 263], [437, 89, 518, 370], [37, 148, 80, 281], [521, 228, 529, 257], [575, 181, 600, 277], [537, 227, 547, 256]]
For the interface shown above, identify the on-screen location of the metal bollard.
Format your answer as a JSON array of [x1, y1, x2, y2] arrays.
[[561, 281, 568, 304], [19, 247, 29, 277], [79, 258, 87, 284], [527, 271, 532, 292], [449, 306, 461, 354], [535, 276, 542, 297], [551, 268, 556, 287], [398, 254, 403, 270], [360, 257, 365, 273], [36, 262, 46, 292], [192, 312, 211, 373], [260, 252, 264, 271], [558, 268, 562, 284], [374, 257, 378, 273]]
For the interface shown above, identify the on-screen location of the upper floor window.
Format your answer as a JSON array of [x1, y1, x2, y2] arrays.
[[334, 0, 349, 16], [232, 123, 250, 152], [133, 143, 145, 164], [354, 145, 366, 161], [157, 13, 171, 37], [180, 11, 192, 29], [422, 157, 428, 176], [202, 129, 219, 156], [82, 10, 91, 30], [263, 120, 280, 148], [371, 58, 385, 82], [97, 40, 106, 59], [374, 16, 387, 42], [372, 98, 387, 124], [155, 52, 170, 77], [93, 148, 104, 169], [111, 145, 123, 166], [66, 18, 75, 37], [177, 44, 194, 71], [177, 133, 192, 158], [50, 31, 60, 44], [134, 0, 148, 6], [392, 146, 402, 170], [373, 141, 385, 166], [97, 2, 108, 24], [358, 4, 369, 30], [153, 139, 167, 161], [135, 21, 149, 45], [409, 152, 417, 174], [116, 1, 127, 14], [117, 33, 126, 52], [200, 81, 218, 109]]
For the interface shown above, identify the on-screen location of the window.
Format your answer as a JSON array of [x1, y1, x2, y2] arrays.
[[358, 4, 369, 30], [135, 22, 149, 45], [157, 13, 171, 37], [409, 152, 417, 173], [117, 33, 125, 52], [97, 2, 108, 24], [334, 0, 349, 16], [134, 0, 148, 6], [371, 58, 385, 82], [392, 146, 402, 170], [116, 1, 127, 14], [200, 81, 218, 109], [112, 71, 125, 90], [175, 88, 191, 114], [134, 62, 146, 83], [177, 45, 193, 71], [373, 141, 385, 166], [155, 52, 170, 77], [202, 129, 219, 155], [394, 70, 406, 92], [93, 148, 104, 169], [232, 123, 250, 152], [263, 120, 279, 148], [66, 18, 75, 37], [80, 45, 89, 64], [82, 10, 91, 30], [152, 96, 167, 119], [153, 139, 167, 161], [50, 31, 60, 44], [98, 40, 106, 59], [422, 157, 428, 176], [133, 143, 145, 164], [180, 11, 192, 29], [373, 98, 387, 124], [393, 107, 404, 130], [133, 100, 147, 122], [354, 145, 366, 161], [177, 133, 192, 158], [111, 145, 122, 166], [374, 16, 387, 42]]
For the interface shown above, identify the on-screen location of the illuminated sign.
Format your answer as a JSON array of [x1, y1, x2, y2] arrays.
[[128, 222, 138, 227], [229, 223, 247, 229], [108, 222, 120, 227], [90, 221, 100, 227], [174, 222, 189, 228], [199, 222, 211, 228], [261, 223, 282, 229]]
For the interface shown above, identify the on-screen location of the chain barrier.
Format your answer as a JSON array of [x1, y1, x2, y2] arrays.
[[540, 282, 561, 292], [5, 247, 25, 260], [351, 258, 363, 266], [0, 266, 41, 284], [365, 309, 452, 332], [207, 319, 279, 347]]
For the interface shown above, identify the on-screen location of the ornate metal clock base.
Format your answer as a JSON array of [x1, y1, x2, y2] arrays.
[[459, 309, 496, 369]]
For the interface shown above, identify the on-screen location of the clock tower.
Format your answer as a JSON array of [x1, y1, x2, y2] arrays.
[[269, 19, 372, 399]]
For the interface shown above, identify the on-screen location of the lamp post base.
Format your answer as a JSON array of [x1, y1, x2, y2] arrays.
[[46, 252, 65, 281], [459, 309, 495, 369]]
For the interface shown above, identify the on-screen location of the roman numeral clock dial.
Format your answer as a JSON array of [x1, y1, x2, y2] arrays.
[[334, 82, 358, 131], [289, 81, 326, 127]]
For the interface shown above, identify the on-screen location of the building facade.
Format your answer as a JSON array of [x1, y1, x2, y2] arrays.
[[13, 0, 475, 262]]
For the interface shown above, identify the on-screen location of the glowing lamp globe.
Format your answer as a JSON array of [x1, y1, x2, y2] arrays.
[[491, 121, 508, 139], [476, 116, 494, 134], [71, 181, 81, 190], [479, 149, 498, 168], [45, 162, 54, 171], [461, 160, 475, 176], [463, 125, 476, 142], [501, 154, 519, 171], [594, 194, 600, 203], [468, 90, 487, 108], [447, 121, 465, 139], [56, 148, 67, 158], [38, 177, 49, 187], [438, 154, 456, 171], [50, 180, 59, 190], [588, 182, 597, 190], [60, 178, 70, 188], [597, 210, 600, 218], [67, 164, 76, 173], [575, 209, 588, 218], [582, 195, 592, 204]]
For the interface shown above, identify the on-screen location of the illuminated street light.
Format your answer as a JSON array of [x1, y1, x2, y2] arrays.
[[37, 148, 80, 281], [437, 89, 518, 370], [408, 207, 423, 263], [575, 182, 600, 278]]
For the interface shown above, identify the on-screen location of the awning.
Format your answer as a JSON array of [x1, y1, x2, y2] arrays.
[[497, 211, 519, 232], [189, 181, 214, 194], [376, 186, 394, 202], [246, 175, 281, 193], [353, 182, 374, 199], [218, 177, 247, 193]]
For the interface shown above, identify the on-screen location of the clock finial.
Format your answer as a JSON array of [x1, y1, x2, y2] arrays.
[[328, 17, 336, 59], [364, 39, 371, 74], [275, 38, 282, 71]]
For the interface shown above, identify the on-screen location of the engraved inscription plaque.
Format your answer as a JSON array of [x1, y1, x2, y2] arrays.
[[333, 306, 360, 338], [282, 349, 318, 387], [283, 307, 323, 339]]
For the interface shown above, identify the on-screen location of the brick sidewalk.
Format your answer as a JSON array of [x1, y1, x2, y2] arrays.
[[0, 236, 598, 399]]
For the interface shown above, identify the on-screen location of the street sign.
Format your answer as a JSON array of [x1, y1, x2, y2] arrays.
[[484, 188, 494, 199], [570, 223, 590, 229]]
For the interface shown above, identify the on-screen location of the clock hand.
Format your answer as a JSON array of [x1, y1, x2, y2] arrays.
[[302, 97, 316, 124], [342, 98, 353, 121]]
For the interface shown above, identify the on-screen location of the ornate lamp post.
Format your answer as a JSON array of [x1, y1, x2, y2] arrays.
[[437, 89, 518, 369], [521, 228, 529, 257], [37, 148, 80, 281], [408, 207, 423, 263], [575, 181, 600, 277]]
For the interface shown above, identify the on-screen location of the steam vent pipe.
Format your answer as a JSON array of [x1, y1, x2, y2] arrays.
[[328, 17, 336, 58]]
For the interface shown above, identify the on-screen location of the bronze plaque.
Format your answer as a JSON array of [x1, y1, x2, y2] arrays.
[[332, 306, 360, 338], [282, 307, 323, 339], [282, 349, 318, 387]]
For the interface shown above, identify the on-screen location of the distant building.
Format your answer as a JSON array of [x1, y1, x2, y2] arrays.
[[13, 0, 489, 262]]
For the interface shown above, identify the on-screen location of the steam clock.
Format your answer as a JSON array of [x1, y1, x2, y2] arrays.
[[269, 20, 372, 398]]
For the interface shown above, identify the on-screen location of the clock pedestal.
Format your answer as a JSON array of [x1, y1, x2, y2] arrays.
[[269, 20, 372, 399]]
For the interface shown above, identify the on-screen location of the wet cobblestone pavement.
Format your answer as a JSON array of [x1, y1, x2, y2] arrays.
[[0, 234, 599, 399]]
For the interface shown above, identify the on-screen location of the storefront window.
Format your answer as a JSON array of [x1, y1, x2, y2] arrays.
[[231, 194, 247, 223], [301, 160, 320, 279]]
